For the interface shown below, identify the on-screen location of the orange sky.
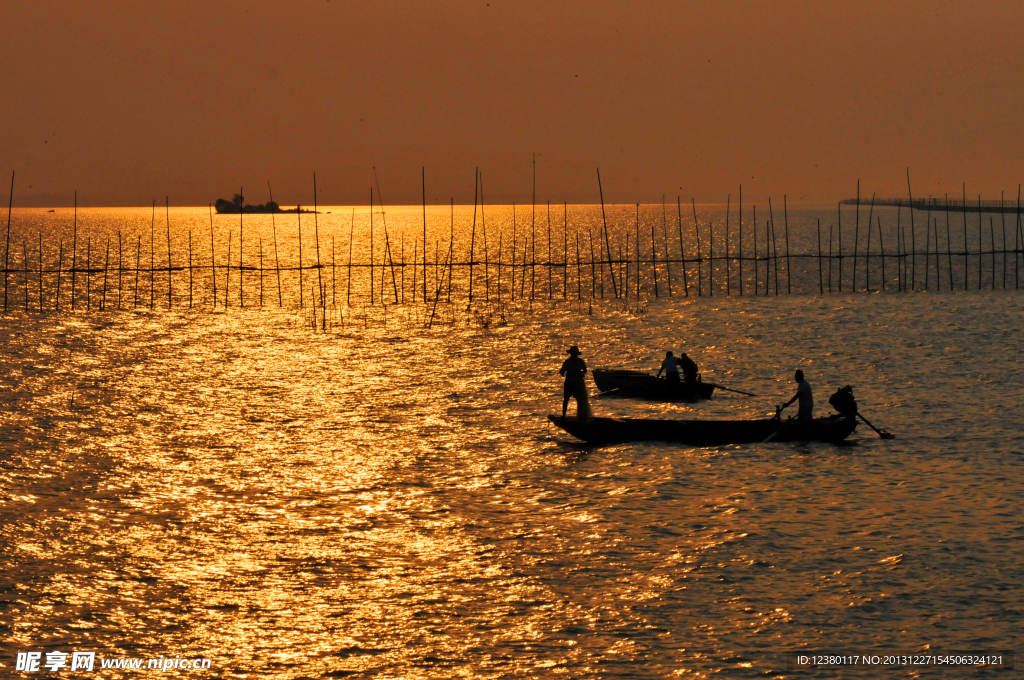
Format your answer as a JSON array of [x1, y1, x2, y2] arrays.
[[2, 0, 1022, 206]]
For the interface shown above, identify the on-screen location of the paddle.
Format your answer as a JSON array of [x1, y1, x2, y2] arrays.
[[706, 383, 757, 397], [762, 405, 786, 442], [857, 412, 895, 439]]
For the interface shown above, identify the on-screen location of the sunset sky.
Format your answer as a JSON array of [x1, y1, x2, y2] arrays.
[[2, 0, 1022, 206]]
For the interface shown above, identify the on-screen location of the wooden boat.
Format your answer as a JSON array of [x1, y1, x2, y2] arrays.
[[548, 413, 857, 446], [591, 369, 715, 402]]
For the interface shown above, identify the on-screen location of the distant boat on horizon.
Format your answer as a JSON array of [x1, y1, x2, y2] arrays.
[[214, 195, 317, 214]]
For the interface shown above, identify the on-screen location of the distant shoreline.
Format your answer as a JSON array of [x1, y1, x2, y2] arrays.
[[841, 198, 1021, 214]]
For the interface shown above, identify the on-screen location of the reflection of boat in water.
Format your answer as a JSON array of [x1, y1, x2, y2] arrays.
[[548, 414, 857, 446], [592, 369, 715, 402], [214, 197, 316, 214]]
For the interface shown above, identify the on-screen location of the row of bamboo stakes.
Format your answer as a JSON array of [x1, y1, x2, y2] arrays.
[[3, 169, 1024, 316]]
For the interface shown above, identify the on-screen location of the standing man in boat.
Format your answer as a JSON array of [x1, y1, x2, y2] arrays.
[[782, 369, 813, 421], [679, 352, 699, 384], [560, 345, 591, 420], [656, 351, 681, 383]]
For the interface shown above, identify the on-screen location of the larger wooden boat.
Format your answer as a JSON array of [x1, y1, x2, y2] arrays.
[[591, 369, 715, 402], [548, 413, 856, 446]]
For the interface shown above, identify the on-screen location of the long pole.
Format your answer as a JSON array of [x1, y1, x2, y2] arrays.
[[977, 195, 983, 290], [313, 173, 324, 309], [677, 197, 688, 296], [946, 196, 954, 292], [531, 154, 536, 300], [238, 187, 244, 307], [853, 181, 860, 292], [134, 235, 141, 308], [547, 200, 552, 299], [150, 199, 155, 309], [596, 169, 618, 298], [299, 199, 305, 307], [725, 194, 730, 295], [906, 171, 916, 291], [588, 228, 598, 298], [422, 167, 428, 303], [102, 237, 110, 310], [347, 209, 354, 306], [783, 194, 791, 294], [268, 182, 282, 306], [209, 205, 217, 308], [56, 240, 64, 310], [738, 185, 743, 296], [2, 171, 13, 312], [817, 219, 823, 294], [769, 200, 780, 295], [878, 217, 885, 292], [962, 183, 969, 290], [510, 203, 517, 299], [862, 193, 875, 291], [837, 202, 842, 292], [468, 168, 478, 302], [691, 199, 702, 296], [189, 230, 193, 309], [563, 202, 568, 299], [165, 197, 173, 308], [72, 192, 78, 310], [482, 172, 490, 301]]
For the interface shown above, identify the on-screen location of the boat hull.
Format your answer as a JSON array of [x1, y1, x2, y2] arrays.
[[548, 414, 857, 446], [591, 369, 715, 402]]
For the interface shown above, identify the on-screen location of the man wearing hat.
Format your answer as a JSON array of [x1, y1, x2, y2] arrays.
[[559, 345, 590, 420]]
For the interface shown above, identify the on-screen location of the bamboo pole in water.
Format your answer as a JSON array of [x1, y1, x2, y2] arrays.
[[836, 202, 842, 292], [86, 236, 91, 311], [1002, 192, 1007, 289], [56, 240, 64, 310], [768, 199, 780, 295], [878, 217, 886, 292], [102, 237, 110, 310], [209, 205, 217, 307], [510, 203, 517, 300], [547, 200, 552, 300], [134, 235, 141, 308], [576, 228, 582, 300], [299, 199, 305, 308], [447, 198, 454, 302], [531, 155, 536, 300], [708, 201, 714, 296], [332, 236, 337, 306], [662, 196, 672, 296], [258, 237, 264, 307], [268, 182, 283, 306], [347, 209, 354, 306], [827, 222, 832, 293], [3, 171, 13, 312], [866, 211, 873, 291], [72, 193, 78, 310], [597, 169, 618, 298], [412, 239, 418, 304], [651, 202, 659, 297], [634, 204, 640, 297], [588, 227, 598, 298], [896, 201, 902, 291], [422, 167, 427, 303], [468, 169, 478, 303], [189, 231, 193, 309], [1017, 185, 1022, 289], [817, 219, 823, 294], [22, 242, 28, 312], [563, 202, 568, 299], [961, 183, 968, 290], [39, 233, 44, 312], [924, 200, 931, 292], [946, 199, 954, 292], [990, 215, 996, 289], [725, 194, 730, 296], [482, 173, 490, 302], [784, 195, 792, 294], [225, 231, 231, 308], [853, 181, 860, 292], [738, 185, 743, 296], [497, 228, 502, 304], [755, 206, 761, 294], [313, 173, 325, 309], [149, 200, 155, 309], [977, 195, 983, 290], [906, 172, 916, 291], [691, 199, 702, 296], [117, 231, 122, 310], [238, 187, 244, 307]]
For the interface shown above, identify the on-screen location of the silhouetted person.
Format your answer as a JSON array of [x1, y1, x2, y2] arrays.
[[679, 352, 699, 384], [560, 345, 590, 420], [656, 351, 681, 382], [783, 369, 813, 421]]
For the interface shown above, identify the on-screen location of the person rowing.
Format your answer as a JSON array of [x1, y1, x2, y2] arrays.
[[781, 369, 813, 421], [657, 351, 699, 384], [559, 345, 591, 420]]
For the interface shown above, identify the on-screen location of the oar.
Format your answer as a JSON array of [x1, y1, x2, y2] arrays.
[[857, 412, 895, 439], [706, 382, 757, 397], [762, 405, 786, 442]]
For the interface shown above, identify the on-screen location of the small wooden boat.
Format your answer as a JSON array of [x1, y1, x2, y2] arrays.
[[548, 413, 857, 446], [591, 369, 715, 402]]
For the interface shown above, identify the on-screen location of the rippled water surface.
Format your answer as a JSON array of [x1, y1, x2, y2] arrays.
[[2, 219, 1023, 677]]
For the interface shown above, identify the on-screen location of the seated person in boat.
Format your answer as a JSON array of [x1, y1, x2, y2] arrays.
[[679, 353, 699, 383], [559, 345, 590, 420], [656, 351, 681, 382], [782, 369, 813, 421]]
